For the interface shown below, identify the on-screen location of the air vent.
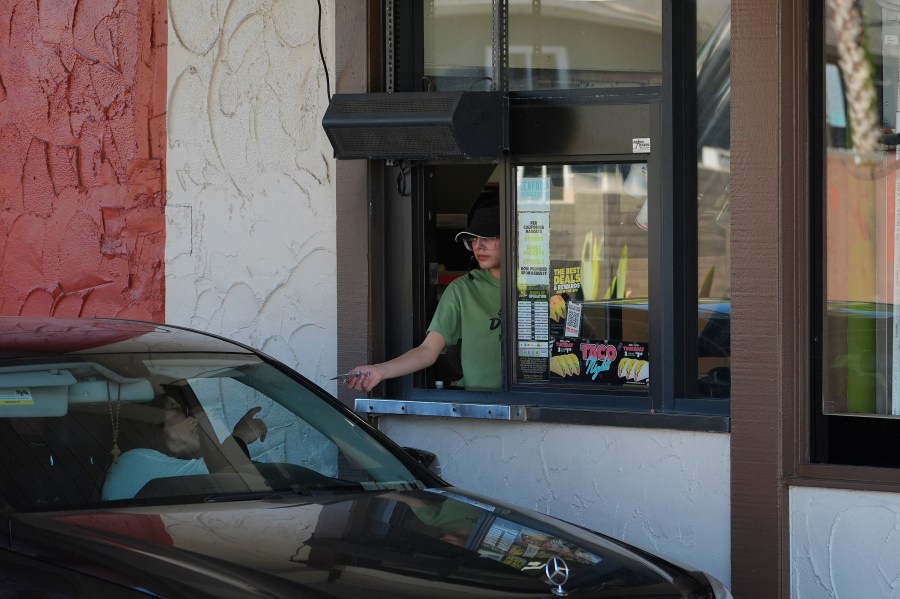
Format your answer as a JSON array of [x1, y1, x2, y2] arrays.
[[322, 91, 503, 160]]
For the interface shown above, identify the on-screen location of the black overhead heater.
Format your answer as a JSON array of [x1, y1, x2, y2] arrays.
[[322, 91, 504, 160]]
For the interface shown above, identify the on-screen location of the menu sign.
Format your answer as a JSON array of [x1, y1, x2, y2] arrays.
[[516, 177, 552, 381], [516, 177, 550, 291]]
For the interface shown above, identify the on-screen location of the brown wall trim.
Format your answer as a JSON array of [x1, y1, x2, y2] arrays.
[[792, 466, 900, 490], [335, 0, 381, 407], [730, 0, 807, 597]]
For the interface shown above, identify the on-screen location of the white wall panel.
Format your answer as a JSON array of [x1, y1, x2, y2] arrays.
[[380, 416, 731, 586], [165, 0, 337, 390], [791, 486, 900, 598]]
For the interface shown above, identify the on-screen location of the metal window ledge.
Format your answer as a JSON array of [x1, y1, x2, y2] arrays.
[[353, 398, 730, 432], [355, 399, 528, 420]]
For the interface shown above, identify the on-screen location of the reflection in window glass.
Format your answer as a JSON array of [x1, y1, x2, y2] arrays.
[[514, 164, 650, 390], [696, 0, 731, 399], [507, 0, 661, 90], [189, 377, 338, 475], [423, 1, 661, 92], [823, 0, 898, 416], [424, 1, 494, 92]]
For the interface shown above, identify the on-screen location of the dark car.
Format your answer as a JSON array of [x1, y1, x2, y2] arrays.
[[0, 317, 731, 598]]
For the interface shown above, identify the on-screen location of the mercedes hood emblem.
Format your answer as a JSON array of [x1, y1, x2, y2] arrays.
[[544, 556, 570, 597]]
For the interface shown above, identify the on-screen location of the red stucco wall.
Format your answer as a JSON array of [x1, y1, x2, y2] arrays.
[[0, 0, 166, 320]]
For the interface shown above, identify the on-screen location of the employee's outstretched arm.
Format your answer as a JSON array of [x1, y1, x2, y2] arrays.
[[344, 331, 446, 392]]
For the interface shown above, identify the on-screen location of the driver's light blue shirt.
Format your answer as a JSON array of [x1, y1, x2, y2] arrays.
[[102, 448, 208, 500]]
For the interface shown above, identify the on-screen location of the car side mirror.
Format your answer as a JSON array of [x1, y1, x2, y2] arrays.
[[402, 447, 442, 476]]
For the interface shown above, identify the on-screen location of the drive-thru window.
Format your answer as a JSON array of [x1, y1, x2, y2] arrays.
[[326, 0, 731, 427]]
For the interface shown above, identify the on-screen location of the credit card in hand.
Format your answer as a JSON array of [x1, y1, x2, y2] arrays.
[[330, 371, 361, 381]]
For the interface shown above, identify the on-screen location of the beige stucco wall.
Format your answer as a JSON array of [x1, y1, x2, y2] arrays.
[[165, 0, 337, 388], [791, 486, 900, 598]]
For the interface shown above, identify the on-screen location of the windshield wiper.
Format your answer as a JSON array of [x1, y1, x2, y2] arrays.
[[288, 480, 369, 495], [204, 489, 308, 503]]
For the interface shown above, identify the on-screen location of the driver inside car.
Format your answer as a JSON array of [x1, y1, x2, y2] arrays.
[[101, 394, 267, 501]]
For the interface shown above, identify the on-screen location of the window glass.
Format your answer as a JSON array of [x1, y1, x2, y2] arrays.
[[424, 1, 495, 91], [423, 0, 662, 92], [507, 0, 661, 90], [822, 0, 898, 417], [696, 0, 731, 399], [188, 377, 339, 476], [514, 163, 650, 390], [0, 354, 425, 511]]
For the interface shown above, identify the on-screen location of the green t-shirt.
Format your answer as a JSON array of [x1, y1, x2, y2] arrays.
[[427, 268, 502, 390]]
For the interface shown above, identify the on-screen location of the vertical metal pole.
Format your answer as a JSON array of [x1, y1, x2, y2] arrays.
[[492, 0, 509, 94], [492, 0, 509, 151], [385, 1, 395, 92], [532, 0, 542, 85]]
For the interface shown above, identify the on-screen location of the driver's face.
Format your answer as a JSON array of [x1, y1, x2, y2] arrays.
[[161, 397, 201, 458]]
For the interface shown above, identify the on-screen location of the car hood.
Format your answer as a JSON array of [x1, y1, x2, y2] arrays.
[[7, 488, 707, 598]]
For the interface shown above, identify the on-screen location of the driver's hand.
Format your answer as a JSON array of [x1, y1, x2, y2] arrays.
[[233, 406, 268, 444]]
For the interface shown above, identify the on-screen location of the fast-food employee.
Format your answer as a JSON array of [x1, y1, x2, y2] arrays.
[[345, 192, 502, 392]]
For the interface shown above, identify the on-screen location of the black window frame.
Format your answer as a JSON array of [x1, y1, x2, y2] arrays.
[[377, 0, 730, 431]]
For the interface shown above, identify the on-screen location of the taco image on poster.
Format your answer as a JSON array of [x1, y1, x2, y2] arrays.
[[550, 353, 580, 377], [618, 357, 635, 379], [619, 358, 649, 382], [616, 358, 650, 383], [631, 359, 649, 382], [549, 294, 567, 322]]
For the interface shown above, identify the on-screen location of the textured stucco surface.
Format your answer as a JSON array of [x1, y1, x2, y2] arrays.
[[165, 0, 336, 384], [0, 0, 167, 319], [380, 417, 731, 586], [791, 486, 900, 598]]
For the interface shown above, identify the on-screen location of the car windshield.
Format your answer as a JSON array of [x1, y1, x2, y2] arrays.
[[0, 352, 427, 512]]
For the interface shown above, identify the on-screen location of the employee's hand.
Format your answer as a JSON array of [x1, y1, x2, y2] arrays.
[[344, 366, 383, 392], [342, 334, 445, 393], [232, 406, 268, 445]]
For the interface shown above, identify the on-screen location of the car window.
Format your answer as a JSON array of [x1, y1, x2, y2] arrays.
[[0, 354, 427, 512], [188, 376, 340, 477]]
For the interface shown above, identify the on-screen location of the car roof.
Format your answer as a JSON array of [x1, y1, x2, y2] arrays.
[[0, 317, 247, 358]]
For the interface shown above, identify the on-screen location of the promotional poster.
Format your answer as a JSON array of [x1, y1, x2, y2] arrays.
[[550, 338, 649, 386]]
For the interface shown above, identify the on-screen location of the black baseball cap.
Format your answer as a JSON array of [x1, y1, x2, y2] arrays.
[[454, 192, 499, 242]]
